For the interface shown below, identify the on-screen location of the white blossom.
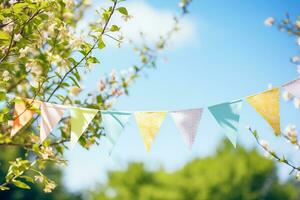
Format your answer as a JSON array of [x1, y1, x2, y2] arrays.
[[43, 181, 56, 193], [297, 37, 300, 46], [13, 33, 21, 42], [63, 0, 74, 8], [34, 175, 44, 183], [296, 20, 300, 28], [264, 17, 275, 26], [260, 140, 269, 150], [297, 65, 300, 74], [29, 78, 40, 88], [19, 47, 30, 57], [294, 98, 300, 109], [25, 60, 42, 75], [245, 125, 251, 130], [83, 0, 91, 5], [2, 18, 13, 33], [283, 91, 293, 101], [178, 2, 185, 8], [40, 146, 54, 160], [70, 35, 84, 49], [9, 0, 17, 4], [296, 171, 300, 180], [2, 70, 11, 81], [267, 83, 273, 89], [292, 56, 299, 63], [19, 46, 38, 57], [285, 124, 297, 138]]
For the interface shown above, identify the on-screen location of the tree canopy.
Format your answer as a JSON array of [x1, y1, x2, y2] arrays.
[[90, 141, 299, 200]]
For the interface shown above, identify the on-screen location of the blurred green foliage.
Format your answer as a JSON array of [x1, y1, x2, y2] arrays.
[[89, 141, 299, 200], [0, 146, 82, 200]]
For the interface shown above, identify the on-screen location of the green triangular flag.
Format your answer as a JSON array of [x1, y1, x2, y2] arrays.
[[208, 100, 243, 148], [70, 107, 98, 148], [101, 111, 131, 153]]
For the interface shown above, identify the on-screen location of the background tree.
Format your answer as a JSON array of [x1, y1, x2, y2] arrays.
[[0, 0, 191, 193], [89, 141, 299, 200]]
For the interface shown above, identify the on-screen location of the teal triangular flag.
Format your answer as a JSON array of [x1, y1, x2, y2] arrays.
[[208, 100, 243, 148], [101, 111, 131, 153]]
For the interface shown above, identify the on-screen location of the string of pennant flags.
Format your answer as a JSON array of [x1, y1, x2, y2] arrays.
[[8, 77, 300, 152]]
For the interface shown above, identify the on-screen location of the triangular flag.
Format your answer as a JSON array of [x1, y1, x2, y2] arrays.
[[134, 112, 167, 151], [11, 98, 40, 136], [283, 78, 300, 98], [40, 102, 67, 143], [101, 111, 131, 153], [208, 100, 243, 148], [70, 107, 98, 148], [246, 88, 281, 135], [170, 108, 203, 149]]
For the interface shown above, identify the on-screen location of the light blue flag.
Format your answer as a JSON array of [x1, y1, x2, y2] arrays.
[[208, 100, 243, 148], [101, 111, 131, 153]]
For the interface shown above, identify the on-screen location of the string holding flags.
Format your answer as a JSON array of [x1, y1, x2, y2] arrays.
[[8, 78, 298, 152]]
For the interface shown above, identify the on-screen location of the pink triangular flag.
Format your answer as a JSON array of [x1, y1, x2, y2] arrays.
[[283, 78, 300, 98], [170, 108, 203, 149], [40, 102, 67, 143]]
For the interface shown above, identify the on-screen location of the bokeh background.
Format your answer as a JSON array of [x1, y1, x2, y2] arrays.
[[64, 0, 300, 193], [2, 0, 300, 199]]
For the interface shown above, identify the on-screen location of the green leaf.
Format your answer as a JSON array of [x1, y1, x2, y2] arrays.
[[20, 175, 34, 183], [117, 7, 128, 16], [69, 76, 80, 88], [12, 3, 29, 13], [98, 38, 106, 49], [0, 31, 10, 40], [12, 180, 31, 189], [72, 70, 81, 81], [87, 56, 100, 64], [110, 25, 120, 32], [0, 91, 6, 101], [68, 57, 77, 65], [0, 185, 9, 191], [54, 72, 62, 79]]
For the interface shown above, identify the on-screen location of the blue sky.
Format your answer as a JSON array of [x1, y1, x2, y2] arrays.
[[63, 0, 300, 192]]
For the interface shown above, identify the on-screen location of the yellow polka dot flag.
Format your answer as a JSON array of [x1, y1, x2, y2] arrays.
[[134, 112, 167, 151], [246, 88, 281, 135]]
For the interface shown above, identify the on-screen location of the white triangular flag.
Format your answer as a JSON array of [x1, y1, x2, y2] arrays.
[[283, 78, 300, 98], [170, 108, 203, 149], [40, 102, 67, 143]]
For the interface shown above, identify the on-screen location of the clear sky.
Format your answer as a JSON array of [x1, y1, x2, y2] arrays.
[[62, 0, 300, 192]]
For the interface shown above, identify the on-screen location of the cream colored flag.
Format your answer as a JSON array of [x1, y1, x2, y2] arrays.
[[40, 102, 67, 143], [11, 98, 40, 136], [246, 88, 281, 135], [134, 112, 167, 151], [170, 109, 203, 149], [282, 78, 300, 98]]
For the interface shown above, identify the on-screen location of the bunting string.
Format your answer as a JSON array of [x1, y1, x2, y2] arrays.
[[6, 78, 300, 152]]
